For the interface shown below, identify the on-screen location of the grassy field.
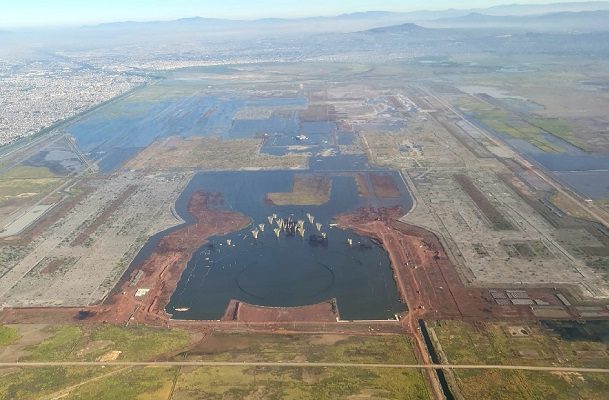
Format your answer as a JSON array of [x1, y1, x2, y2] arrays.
[[173, 366, 429, 400], [3, 327, 420, 366], [455, 369, 609, 400], [0, 325, 191, 399], [19, 325, 190, 363], [180, 332, 418, 364], [0, 366, 113, 400], [6, 365, 429, 400], [431, 320, 609, 400], [60, 366, 177, 400], [0, 165, 64, 204], [0, 326, 19, 348], [453, 96, 585, 152], [0, 329, 431, 399], [474, 109, 563, 153], [1, 166, 57, 180], [431, 320, 609, 368], [527, 118, 581, 147]]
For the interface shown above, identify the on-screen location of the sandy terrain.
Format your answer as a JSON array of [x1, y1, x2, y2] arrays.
[[126, 136, 308, 171], [266, 175, 331, 206]]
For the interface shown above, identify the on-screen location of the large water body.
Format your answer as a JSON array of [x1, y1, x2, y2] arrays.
[[66, 78, 412, 319], [65, 81, 307, 172], [164, 170, 411, 321]]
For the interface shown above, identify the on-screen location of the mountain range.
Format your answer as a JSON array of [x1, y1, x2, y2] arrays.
[[82, 1, 609, 35], [424, 10, 609, 31]]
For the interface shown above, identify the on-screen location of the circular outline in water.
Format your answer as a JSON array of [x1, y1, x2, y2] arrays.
[[235, 260, 335, 303]]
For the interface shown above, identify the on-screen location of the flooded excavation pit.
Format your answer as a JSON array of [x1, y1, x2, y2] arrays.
[[235, 251, 335, 302], [163, 170, 411, 321]]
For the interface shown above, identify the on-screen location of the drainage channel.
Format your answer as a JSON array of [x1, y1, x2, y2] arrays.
[[418, 319, 455, 400]]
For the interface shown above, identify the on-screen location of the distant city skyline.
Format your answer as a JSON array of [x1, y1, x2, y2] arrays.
[[0, 0, 602, 28]]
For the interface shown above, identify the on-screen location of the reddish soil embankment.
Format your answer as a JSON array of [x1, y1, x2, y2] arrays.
[[90, 191, 250, 325], [221, 299, 338, 323], [336, 207, 535, 322]]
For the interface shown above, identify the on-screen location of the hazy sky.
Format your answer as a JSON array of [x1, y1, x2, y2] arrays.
[[0, 0, 598, 28]]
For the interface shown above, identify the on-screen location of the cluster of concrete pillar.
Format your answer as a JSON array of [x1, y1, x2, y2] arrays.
[[227, 213, 357, 247]]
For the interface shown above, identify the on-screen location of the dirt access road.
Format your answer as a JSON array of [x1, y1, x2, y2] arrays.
[[3, 361, 609, 374]]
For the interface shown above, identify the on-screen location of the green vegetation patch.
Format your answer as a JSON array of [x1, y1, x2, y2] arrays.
[[0, 165, 64, 201], [528, 117, 584, 149], [475, 109, 564, 153], [23, 325, 190, 362], [0, 325, 19, 347], [92, 325, 190, 361], [64, 366, 177, 400], [0, 366, 107, 400], [173, 366, 430, 400], [433, 321, 609, 399], [23, 325, 83, 361], [431, 320, 609, 368], [454, 96, 584, 152], [455, 369, 609, 400], [1, 166, 57, 180], [183, 333, 417, 364]]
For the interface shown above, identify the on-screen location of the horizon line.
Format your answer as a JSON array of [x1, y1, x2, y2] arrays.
[[1, 0, 608, 30]]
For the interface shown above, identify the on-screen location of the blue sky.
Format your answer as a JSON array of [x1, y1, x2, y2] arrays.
[[0, 0, 595, 28]]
